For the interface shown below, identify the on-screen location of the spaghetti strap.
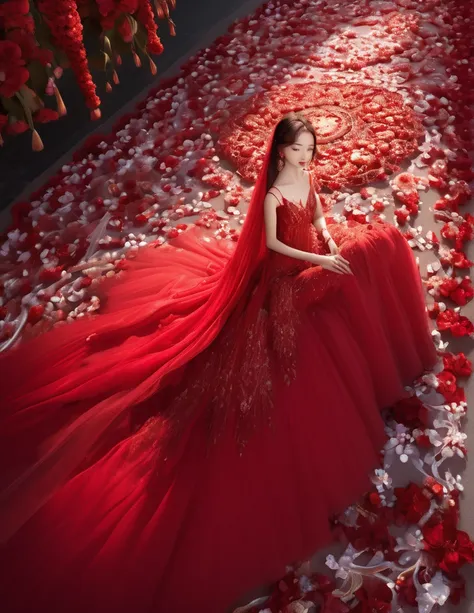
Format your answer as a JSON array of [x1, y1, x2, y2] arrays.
[[268, 186, 284, 206]]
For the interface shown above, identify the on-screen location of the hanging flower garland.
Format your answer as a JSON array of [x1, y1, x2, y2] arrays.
[[0, 0, 176, 149], [37, 0, 101, 117]]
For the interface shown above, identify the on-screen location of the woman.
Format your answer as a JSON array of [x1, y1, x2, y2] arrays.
[[0, 114, 436, 612]]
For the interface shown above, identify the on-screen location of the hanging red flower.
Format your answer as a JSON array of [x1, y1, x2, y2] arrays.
[[37, 0, 100, 113], [0, 0, 175, 140], [0, 40, 30, 97], [6, 119, 29, 134], [0, 0, 34, 32], [6, 28, 53, 65], [136, 0, 164, 54], [96, 0, 138, 30], [33, 108, 60, 123], [117, 15, 134, 42]]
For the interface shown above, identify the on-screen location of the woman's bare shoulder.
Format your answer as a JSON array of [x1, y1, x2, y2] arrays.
[[265, 189, 283, 207]]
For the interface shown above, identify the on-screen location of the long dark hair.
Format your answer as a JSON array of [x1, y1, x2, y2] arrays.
[[266, 112, 317, 190]]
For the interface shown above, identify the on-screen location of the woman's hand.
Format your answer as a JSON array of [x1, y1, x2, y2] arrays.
[[327, 238, 339, 255], [311, 253, 352, 275]]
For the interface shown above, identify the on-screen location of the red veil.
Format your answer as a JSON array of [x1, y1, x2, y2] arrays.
[[0, 129, 276, 542]]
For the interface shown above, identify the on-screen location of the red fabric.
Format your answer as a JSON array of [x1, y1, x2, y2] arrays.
[[0, 140, 437, 612]]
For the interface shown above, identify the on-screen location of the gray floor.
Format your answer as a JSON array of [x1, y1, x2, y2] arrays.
[[0, 0, 265, 213]]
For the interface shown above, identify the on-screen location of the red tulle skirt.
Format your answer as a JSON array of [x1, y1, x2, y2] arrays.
[[0, 222, 436, 613]]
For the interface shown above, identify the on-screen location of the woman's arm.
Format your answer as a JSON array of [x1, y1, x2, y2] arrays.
[[264, 193, 325, 265], [312, 190, 332, 243]]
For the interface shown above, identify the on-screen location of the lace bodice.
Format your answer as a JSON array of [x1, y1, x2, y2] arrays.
[[267, 184, 325, 276]]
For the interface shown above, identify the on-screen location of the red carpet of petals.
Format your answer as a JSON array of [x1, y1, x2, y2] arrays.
[[0, 0, 473, 612]]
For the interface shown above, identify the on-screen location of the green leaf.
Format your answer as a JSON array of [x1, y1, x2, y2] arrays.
[[134, 23, 149, 55], [126, 15, 138, 36], [1, 96, 24, 120], [102, 35, 113, 57], [87, 52, 111, 71], [19, 85, 43, 113], [23, 64, 48, 101]]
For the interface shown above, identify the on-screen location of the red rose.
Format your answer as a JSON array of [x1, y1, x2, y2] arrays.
[[117, 16, 133, 42], [451, 317, 474, 337], [436, 370, 457, 397], [416, 433, 432, 448], [391, 396, 429, 428], [369, 491, 382, 506], [438, 277, 459, 298], [442, 352, 472, 377], [344, 516, 395, 553], [448, 574, 466, 605], [423, 516, 474, 575], [395, 189, 419, 213], [448, 282, 474, 306], [437, 309, 474, 337], [397, 576, 417, 607], [451, 251, 473, 269], [353, 584, 392, 613], [394, 483, 431, 524], [394, 207, 410, 225]]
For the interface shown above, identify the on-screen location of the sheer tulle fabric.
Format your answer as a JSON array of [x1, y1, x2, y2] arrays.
[[0, 143, 436, 612], [0, 131, 271, 542]]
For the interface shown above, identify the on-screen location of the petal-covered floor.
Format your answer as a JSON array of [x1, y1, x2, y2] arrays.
[[1, 1, 473, 611]]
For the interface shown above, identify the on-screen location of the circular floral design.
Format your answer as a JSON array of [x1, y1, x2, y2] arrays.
[[218, 81, 424, 189]]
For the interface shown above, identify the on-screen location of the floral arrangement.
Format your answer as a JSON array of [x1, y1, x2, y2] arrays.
[[0, 0, 175, 150], [0, 0, 473, 610]]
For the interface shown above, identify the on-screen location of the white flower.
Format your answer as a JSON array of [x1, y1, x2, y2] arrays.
[[299, 575, 313, 594], [417, 573, 450, 613], [372, 468, 392, 490], [395, 528, 424, 553], [326, 545, 359, 580], [445, 470, 464, 492]]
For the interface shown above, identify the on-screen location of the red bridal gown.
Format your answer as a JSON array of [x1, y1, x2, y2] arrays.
[[0, 187, 436, 613]]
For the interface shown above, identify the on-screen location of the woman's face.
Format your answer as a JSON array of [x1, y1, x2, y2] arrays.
[[281, 130, 315, 169]]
